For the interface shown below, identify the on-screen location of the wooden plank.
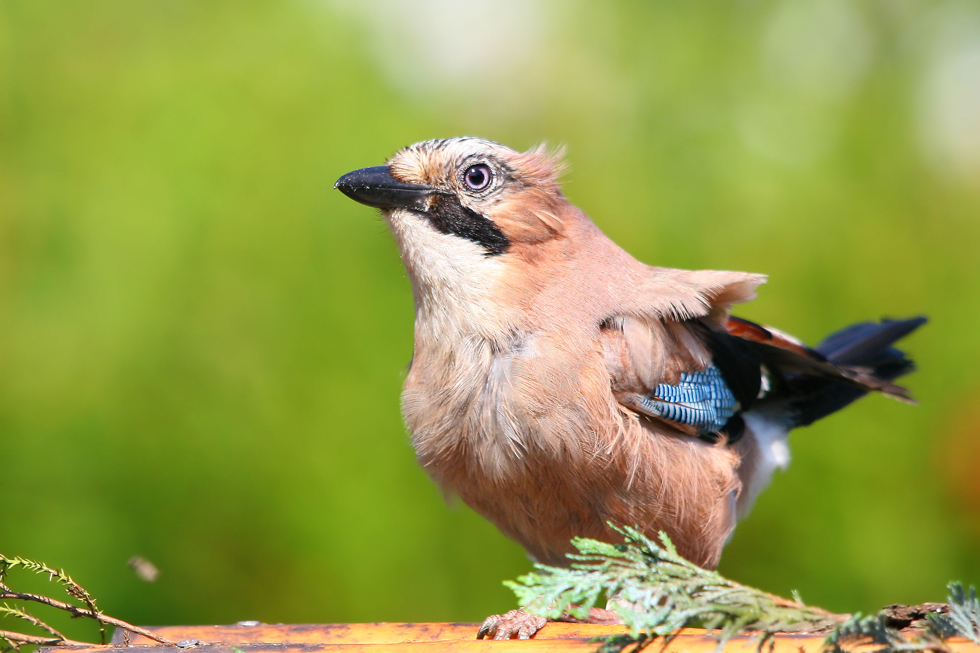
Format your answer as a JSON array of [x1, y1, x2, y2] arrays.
[[38, 639, 980, 653], [51, 643, 602, 652], [109, 622, 636, 646], [39, 623, 980, 653]]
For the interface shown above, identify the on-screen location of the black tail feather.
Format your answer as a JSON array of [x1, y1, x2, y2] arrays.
[[815, 317, 927, 367], [781, 317, 926, 427]]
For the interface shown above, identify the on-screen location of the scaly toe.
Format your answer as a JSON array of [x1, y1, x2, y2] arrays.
[[476, 613, 500, 640], [476, 609, 546, 640], [516, 614, 548, 639]]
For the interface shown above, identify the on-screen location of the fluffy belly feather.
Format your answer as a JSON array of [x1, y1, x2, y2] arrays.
[[403, 350, 742, 569]]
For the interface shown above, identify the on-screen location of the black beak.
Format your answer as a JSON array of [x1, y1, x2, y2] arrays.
[[334, 166, 437, 211]]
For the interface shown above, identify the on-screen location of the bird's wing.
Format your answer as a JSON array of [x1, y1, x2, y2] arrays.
[[601, 313, 751, 440], [602, 267, 913, 440], [716, 315, 916, 402], [626, 268, 768, 326], [602, 268, 767, 440]]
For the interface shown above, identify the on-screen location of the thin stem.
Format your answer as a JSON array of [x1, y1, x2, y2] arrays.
[[0, 605, 67, 641], [732, 584, 845, 622], [0, 590, 175, 645], [0, 557, 106, 645], [0, 630, 90, 647]]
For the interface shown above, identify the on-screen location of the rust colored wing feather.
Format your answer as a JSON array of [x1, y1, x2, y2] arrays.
[[724, 316, 822, 360], [722, 316, 918, 404]]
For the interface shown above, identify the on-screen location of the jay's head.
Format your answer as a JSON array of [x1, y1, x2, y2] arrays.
[[335, 138, 570, 304]]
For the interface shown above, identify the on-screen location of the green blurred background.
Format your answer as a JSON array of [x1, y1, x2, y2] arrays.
[[2, 0, 980, 638]]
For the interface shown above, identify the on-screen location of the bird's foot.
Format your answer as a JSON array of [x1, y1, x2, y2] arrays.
[[476, 606, 623, 639], [477, 609, 548, 640]]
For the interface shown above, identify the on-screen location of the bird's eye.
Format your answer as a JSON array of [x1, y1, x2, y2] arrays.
[[463, 164, 492, 191]]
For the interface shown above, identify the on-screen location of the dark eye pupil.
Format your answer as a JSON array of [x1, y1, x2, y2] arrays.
[[464, 164, 491, 191]]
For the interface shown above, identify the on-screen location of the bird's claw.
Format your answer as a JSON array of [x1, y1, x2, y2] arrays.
[[477, 609, 548, 640]]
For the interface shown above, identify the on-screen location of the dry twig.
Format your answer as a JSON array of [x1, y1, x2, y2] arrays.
[[0, 554, 176, 650]]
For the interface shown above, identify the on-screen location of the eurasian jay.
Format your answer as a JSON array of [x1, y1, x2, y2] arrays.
[[334, 137, 924, 639]]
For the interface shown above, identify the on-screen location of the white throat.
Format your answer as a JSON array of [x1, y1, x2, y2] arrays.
[[385, 208, 509, 340]]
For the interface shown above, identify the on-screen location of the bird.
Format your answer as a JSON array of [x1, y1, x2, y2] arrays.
[[334, 137, 925, 640]]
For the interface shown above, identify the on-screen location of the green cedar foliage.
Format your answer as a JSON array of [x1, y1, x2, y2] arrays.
[[506, 525, 980, 653]]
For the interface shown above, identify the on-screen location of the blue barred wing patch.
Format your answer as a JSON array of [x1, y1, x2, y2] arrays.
[[633, 366, 739, 435]]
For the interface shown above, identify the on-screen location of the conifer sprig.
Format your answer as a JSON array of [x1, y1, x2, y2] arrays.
[[506, 525, 980, 653], [820, 583, 979, 653], [0, 555, 104, 645], [506, 524, 840, 650], [0, 553, 174, 651], [933, 584, 980, 645]]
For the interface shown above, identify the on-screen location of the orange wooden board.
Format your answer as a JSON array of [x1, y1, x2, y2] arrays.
[[35, 623, 980, 653], [109, 622, 634, 645]]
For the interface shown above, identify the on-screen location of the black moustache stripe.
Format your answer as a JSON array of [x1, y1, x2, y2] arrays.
[[424, 194, 509, 256]]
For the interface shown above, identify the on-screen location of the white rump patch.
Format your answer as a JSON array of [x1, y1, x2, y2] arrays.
[[738, 411, 791, 518]]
